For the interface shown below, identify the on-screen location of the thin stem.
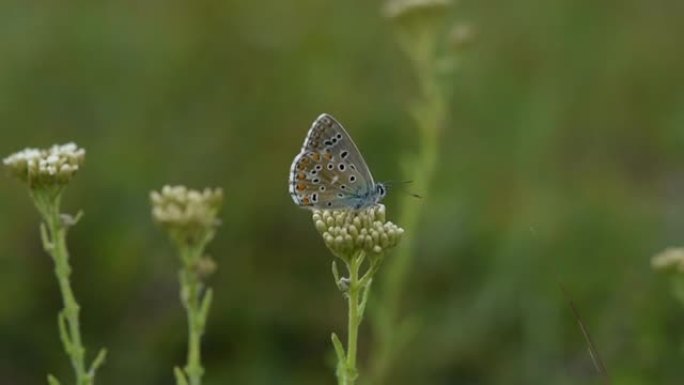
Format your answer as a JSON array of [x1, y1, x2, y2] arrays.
[[179, 242, 210, 385], [368, 18, 446, 385], [35, 190, 91, 385], [346, 256, 360, 384], [338, 251, 370, 385]]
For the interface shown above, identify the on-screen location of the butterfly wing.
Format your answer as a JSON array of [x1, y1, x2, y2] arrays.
[[289, 113, 376, 209]]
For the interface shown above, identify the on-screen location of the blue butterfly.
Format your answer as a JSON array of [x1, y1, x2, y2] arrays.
[[289, 114, 387, 210]]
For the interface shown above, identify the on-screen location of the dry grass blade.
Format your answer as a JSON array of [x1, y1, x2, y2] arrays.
[[560, 284, 611, 385]]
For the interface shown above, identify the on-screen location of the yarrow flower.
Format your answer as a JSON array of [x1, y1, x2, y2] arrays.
[[151, 185, 223, 385], [311, 204, 403, 385], [313, 204, 404, 260], [3, 143, 85, 187], [150, 185, 223, 247], [652, 247, 684, 273], [4, 142, 107, 384]]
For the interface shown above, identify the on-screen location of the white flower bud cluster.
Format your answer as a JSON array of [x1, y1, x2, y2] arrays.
[[652, 247, 684, 273], [312, 204, 404, 258], [3, 143, 85, 186], [150, 185, 223, 244], [383, 0, 452, 19]]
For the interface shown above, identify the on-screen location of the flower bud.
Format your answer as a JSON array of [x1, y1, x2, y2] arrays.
[[150, 185, 223, 247], [312, 204, 404, 260], [3, 143, 85, 188]]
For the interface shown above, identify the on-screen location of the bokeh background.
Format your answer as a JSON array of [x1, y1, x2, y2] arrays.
[[1, 0, 684, 384]]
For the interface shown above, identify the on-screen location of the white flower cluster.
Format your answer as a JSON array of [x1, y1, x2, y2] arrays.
[[313, 204, 404, 258], [383, 0, 452, 19], [652, 247, 684, 273], [151, 185, 223, 245], [3, 143, 85, 186]]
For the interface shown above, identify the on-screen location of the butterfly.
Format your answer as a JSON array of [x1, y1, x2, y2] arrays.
[[289, 113, 387, 210]]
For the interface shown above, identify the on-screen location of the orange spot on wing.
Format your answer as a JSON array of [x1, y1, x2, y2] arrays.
[[296, 183, 306, 191], [302, 196, 311, 205], [312, 152, 321, 161], [297, 172, 306, 180]]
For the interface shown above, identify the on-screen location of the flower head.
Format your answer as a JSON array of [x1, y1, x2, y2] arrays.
[[652, 247, 684, 273], [3, 143, 85, 188], [151, 185, 223, 247], [313, 204, 404, 260]]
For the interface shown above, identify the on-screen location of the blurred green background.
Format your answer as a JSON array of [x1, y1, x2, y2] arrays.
[[1, 0, 684, 384]]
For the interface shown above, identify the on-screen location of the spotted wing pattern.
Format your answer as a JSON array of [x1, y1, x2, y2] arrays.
[[289, 114, 376, 209]]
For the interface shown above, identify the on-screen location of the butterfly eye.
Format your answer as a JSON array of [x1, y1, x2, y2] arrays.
[[319, 186, 326, 192], [336, 134, 342, 140], [349, 175, 356, 183], [315, 165, 322, 170], [338, 163, 345, 171], [377, 185, 386, 196], [312, 178, 320, 184], [340, 151, 349, 159], [340, 185, 346, 190], [311, 193, 318, 202], [327, 163, 334, 170], [327, 202, 333, 207]]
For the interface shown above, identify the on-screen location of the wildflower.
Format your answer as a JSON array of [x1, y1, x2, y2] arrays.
[[151, 185, 223, 385], [3, 143, 85, 188], [652, 247, 684, 273], [312, 204, 404, 261], [150, 185, 223, 248], [312, 204, 404, 385], [4, 142, 106, 385]]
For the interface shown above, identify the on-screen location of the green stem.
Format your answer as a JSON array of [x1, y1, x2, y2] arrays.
[[179, 243, 210, 385], [346, 257, 360, 384], [34, 190, 92, 385], [338, 251, 370, 385], [368, 19, 446, 385]]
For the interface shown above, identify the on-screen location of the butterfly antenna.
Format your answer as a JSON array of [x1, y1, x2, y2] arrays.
[[384, 180, 422, 199], [560, 283, 611, 385]]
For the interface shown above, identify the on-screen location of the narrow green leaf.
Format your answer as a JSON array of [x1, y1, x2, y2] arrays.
[[47, 374, 61, 385], [199, 288, 213, 325], [330, 332, 346, 364], [358, 278, 373, 320], [331, 332, 347, 385], [88, 348, 107, 375], [174, 367, 189, 385]]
